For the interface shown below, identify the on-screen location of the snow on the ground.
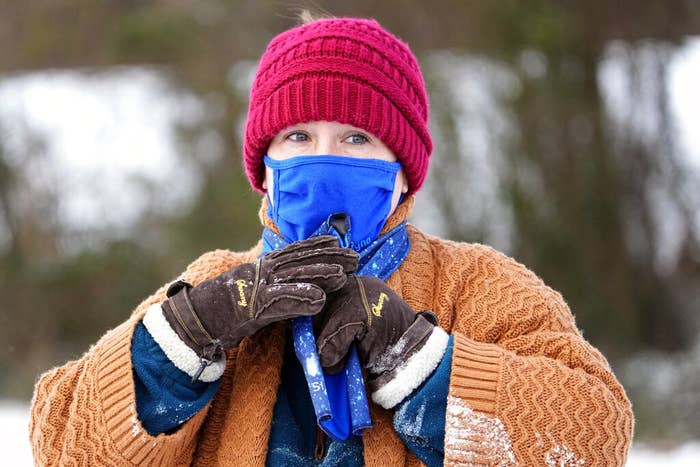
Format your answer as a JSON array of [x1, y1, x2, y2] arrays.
[[3, 400, 699, 466], [1, 401, 33, 466], [627, 441, 700, 466]]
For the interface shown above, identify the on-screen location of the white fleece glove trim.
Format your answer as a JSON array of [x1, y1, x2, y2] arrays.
[[142, 303, 226, 383], [371, 326, 449, 409]]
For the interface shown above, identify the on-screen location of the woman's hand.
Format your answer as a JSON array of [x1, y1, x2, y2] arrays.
[[161, 236, 359, 365], [316, 275, 438, 387]]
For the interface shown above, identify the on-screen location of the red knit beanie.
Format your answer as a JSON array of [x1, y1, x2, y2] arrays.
[[243, 17, 432, 195]]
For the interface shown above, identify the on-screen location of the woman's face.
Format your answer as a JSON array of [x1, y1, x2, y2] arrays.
[[264, 121, 408, 215]]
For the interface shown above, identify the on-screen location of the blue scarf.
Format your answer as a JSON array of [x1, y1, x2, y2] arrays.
[[262, 214, 410, 441]]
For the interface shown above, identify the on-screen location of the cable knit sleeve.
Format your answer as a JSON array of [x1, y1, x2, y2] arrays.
[[29, 248, 256, 466], [30, 313, 210, 466], [443, 243, 634, 466]]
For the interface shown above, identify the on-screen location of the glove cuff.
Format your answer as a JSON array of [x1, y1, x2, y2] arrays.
[[162, 282, 222, 354], [366, 311, 435, 381], [143, 303, 226, 382], [370, 316, 449, 409], [161, 281, 225, 382]]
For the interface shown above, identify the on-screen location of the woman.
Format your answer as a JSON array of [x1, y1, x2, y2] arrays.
[[30, 16, 633, 466]]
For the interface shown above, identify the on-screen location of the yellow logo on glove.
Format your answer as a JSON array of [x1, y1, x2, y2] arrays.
[[236, 279, 248, 307], [371, 292, 389, 317]]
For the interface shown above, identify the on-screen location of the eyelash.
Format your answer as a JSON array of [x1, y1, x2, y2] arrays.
[[284, 131, 370, 144], [346, 134, 369, 144], [286, 131, 309, 142]]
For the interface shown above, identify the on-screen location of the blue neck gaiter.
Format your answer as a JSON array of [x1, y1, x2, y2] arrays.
[[264, 155, 402, 251]]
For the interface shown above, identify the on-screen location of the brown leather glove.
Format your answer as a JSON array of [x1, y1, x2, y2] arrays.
[[162, 236, 359, 378], [315, 275, 438, 388]]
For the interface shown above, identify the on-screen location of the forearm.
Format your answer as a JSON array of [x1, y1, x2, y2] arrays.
[[393, 334, 453, 467], [134, 304, 223, 435], [30, 315, 208, 466], [443, 243, 634, 465], [445, 332, 633, 467]]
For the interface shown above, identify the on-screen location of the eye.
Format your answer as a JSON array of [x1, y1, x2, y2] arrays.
[[286, 131, 309, 142], [345, 133, 369, 145]]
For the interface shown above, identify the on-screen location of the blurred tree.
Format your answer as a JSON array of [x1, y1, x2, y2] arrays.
[[477, 1, 700, 358]]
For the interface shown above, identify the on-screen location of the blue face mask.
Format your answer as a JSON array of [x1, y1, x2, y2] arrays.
[[264, 155, 402, 251]]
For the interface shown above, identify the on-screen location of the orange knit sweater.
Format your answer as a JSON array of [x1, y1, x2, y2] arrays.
[[30, 198, 633, 466]]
